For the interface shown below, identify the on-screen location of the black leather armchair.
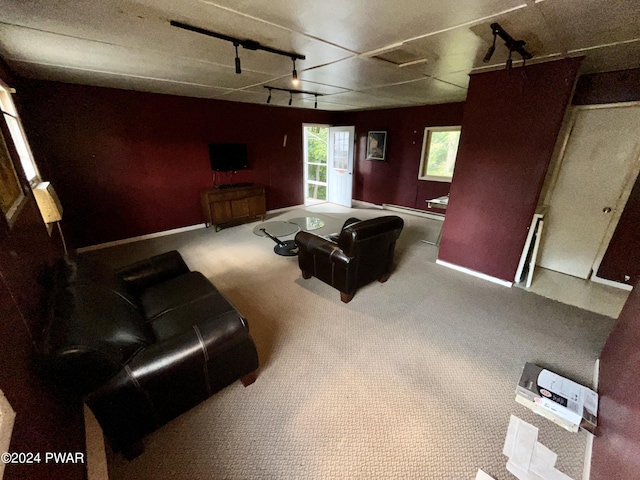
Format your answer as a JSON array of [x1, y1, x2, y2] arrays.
[[295, 216, 404, 303], [38, 251, 258, 457]]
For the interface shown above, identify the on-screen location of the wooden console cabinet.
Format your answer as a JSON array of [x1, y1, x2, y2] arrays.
[[200, 184, 266, 231]]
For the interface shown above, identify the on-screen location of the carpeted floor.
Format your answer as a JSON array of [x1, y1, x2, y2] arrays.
[[83, 205, 615, 480]]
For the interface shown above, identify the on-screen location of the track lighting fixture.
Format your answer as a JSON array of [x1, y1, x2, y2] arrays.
[[482, 23, 533, 71], [264, 86, 323, 108], [234, 43, 241, 74], [170, 20, 306, 76]]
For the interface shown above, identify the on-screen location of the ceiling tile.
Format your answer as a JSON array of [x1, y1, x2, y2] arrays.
[[537, 0, 640, 51], [204, 0, 527, 52], [363, 77, 468, 104]]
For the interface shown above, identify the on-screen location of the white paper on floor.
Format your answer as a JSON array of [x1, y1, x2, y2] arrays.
[[475, 469, 496, 479], [503, 415, 574, 480]]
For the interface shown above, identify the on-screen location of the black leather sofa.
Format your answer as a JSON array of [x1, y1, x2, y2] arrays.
[[37, 250, 259, 457], [295, 216, 404, 303]]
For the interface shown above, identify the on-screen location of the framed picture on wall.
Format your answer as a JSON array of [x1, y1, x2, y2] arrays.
[[366, 131, 387, 161]]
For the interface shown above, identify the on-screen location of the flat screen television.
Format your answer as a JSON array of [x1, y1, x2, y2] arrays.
[[208, 143, 248, 171]]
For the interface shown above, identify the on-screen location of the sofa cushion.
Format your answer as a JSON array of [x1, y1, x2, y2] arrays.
[[140, 271, 241, 341]]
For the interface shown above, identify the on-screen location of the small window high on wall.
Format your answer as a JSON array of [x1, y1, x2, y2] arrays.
[[418, 126, 461, 182], [0, 81, 40, 186]]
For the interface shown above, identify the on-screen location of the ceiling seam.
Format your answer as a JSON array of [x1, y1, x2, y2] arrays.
[[7, 59, 236, 89]]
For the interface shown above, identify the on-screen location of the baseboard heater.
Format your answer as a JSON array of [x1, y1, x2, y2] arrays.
[[382, 204, 444, 221]]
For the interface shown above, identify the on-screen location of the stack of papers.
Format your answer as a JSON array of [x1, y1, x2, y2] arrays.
[[503, 415, 574, 480]]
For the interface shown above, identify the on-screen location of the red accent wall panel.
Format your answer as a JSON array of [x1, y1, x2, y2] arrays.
[[597, 175, 640, 285], [344, 103, 465, 211], [438, 58, 582, 282], [17, 80, 333, 248], [592, 281, 640, 480], [573, 67, 640, 105]]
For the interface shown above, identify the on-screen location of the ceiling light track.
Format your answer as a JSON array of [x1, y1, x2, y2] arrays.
[[170, 20, 306, 78], [483, 22, 533, 72], [264, 86, 323, 108]]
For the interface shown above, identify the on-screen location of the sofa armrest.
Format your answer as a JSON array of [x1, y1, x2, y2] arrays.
[[295, 232, 350, 265], [117, 250, 190, 294], [85, 316, 258, 449]]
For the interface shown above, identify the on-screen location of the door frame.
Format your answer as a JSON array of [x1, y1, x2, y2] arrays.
[[542, 101, 640, 289]]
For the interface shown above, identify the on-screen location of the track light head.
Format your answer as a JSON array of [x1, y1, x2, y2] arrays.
[[234, 43, 241, 74], [314, 95, 318, 109], [288, 92, 293, 106], [267, 88, 272, 104], [483, 31, 497, 63], [292, 58, 300, 85]]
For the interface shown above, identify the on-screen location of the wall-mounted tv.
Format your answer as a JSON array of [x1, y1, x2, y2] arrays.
[[208, 143, 248, 171]]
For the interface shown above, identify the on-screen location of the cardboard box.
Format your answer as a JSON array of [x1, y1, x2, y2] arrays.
[[515, 363, 598, 434]]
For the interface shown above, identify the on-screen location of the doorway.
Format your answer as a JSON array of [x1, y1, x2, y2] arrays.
[[537, 104, 640, 281], [303, 125, 355, 207]]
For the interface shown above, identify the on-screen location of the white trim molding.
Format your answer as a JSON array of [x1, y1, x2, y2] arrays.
[[436, 259, 513, 287], [590, 275, 633, 291], [382, 204, 445, 221], [76, 223, 206, 253]]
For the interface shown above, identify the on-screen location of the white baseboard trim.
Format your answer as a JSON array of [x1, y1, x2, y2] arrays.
[[76, 224, 206, 253], [382, 203, 445, 221], [590, 275, 633, 291], [582, 359, 600, 480], [75, 204, 311, 254], [352, 199, 384, 209], [436, 259, 513, 287]]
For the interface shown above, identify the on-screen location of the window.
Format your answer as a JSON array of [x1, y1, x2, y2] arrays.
[[0, 81, 40, 186], [418, 126, 461, 182]]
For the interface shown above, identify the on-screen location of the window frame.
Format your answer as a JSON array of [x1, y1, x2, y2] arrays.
[[417, 125, 461, 183], [0, 80, 41, 187]]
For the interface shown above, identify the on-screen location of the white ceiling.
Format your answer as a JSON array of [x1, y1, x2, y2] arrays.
[[0, 0, 638, 111]]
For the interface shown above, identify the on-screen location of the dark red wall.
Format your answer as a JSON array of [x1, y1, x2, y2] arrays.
[[1, 62, 85, 478], [437, 58, 582, 282], [592, 281, 640, 480], [573, 67, 640, 105], [342, 103, 464, 211], [17, 80, 333, 248], [598, 176, 640, 285]]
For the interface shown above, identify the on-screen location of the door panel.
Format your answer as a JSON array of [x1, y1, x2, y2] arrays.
[[538, 106, 640, 279], [327, 126, 355, 207]]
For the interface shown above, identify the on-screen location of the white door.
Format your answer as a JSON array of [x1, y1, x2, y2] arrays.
[[538, 105, 640, 279], [327, 126, 355, 207]]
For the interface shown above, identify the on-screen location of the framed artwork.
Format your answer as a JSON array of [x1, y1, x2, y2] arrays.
[[366, 131, 387, 161]]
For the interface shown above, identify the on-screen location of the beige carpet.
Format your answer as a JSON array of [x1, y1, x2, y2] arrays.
[[83, 205, 615, 480]]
